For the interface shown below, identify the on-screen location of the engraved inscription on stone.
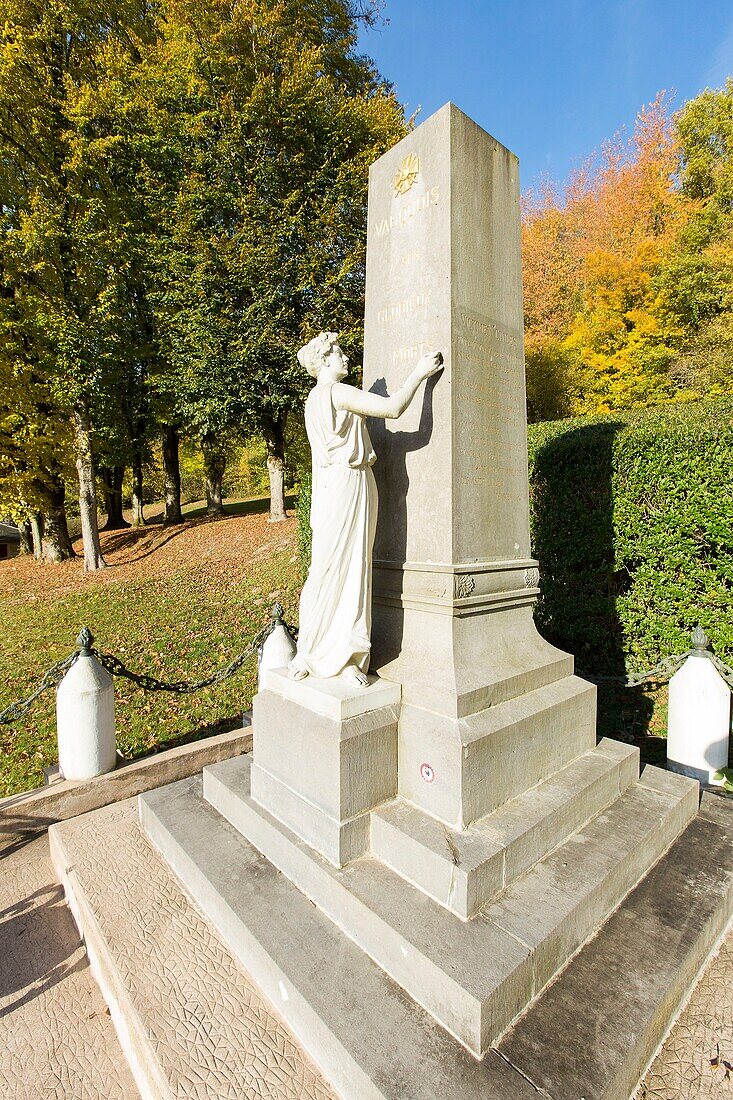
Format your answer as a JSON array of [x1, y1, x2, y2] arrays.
[[377, 290, 432, 325], [371, 186, 440, 238], [392, 339, 436, 366]]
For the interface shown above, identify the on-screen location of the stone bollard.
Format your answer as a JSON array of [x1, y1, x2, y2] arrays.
[[667, 627, 731, 784], [258, 604, 297, 691], [56, 628, 117, 781]]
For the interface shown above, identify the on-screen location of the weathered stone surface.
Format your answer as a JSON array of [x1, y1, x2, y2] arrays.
[[39, 777, 733, 1100], [251, 685, 398, 865], [50, 798, 335, 1100], [263, 666, 400, 720], [362, 104, 570, 724], [0, 833, 137, 1100], [88, 787, 537, 1100], [499, 792, 733, 1100], [371, 739, 640, 917], [396, 674, 597, 827], [641, 858, 733, 1097], [197, 754, 695, 1056]]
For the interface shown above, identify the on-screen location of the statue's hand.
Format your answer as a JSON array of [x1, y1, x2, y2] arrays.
[[416, 351, 444, 380]]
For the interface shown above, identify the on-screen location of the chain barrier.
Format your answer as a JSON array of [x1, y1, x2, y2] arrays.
[[579, 627, 733, 690], [0, 603, 296, 726], [0, 652, 77, 727], [711, 653, 733, 690], [1, 615, 730, 727]]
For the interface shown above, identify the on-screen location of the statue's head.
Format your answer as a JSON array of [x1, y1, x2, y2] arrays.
[[297, 331, 341, 379]]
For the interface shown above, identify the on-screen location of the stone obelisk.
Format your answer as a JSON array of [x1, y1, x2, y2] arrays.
[[363, 104, 594, 827]]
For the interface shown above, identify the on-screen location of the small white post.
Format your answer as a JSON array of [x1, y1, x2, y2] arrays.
[[258, 604, 297, 691], [56, 628, 117, 781], [667, 627, 731, 784]]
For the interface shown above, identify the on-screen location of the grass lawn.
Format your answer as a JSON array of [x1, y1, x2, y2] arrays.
[[0, 491, 669, 799], [0, 499, 301, 797]]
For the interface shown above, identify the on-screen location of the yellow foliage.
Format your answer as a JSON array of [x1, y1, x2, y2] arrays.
[[522, 92, 698, 419]]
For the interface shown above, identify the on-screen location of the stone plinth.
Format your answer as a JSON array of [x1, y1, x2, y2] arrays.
[[250, 670, 400, 865], [362, 103, 566, 719]]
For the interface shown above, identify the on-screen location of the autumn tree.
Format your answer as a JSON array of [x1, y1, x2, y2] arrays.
[[522, 94, 692, 418], [0, 0, 168, 567], [660, 79, 733, 398], [155, 0, 406, 521]]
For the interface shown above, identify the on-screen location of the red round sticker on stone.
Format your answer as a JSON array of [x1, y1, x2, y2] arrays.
[[420, 762, 435, 783]]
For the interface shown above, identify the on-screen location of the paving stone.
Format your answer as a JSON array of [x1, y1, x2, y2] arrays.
[[56, 787, 542, 1100], [0, 833, 138, 1100], [51, 799, 334, 1100]]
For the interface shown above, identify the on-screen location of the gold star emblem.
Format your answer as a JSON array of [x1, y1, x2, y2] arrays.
[[393, 153, 420, 197]]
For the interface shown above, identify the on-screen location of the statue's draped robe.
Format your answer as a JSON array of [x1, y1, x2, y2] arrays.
[[296, 381, 377, 678]]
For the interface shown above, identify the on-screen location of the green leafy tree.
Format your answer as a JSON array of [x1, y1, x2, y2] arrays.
[[156, 0, 406, 520], [0, 0, 166, 568]]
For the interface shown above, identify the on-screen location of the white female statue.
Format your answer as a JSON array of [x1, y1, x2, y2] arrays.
[[289, 332, 442, 687]]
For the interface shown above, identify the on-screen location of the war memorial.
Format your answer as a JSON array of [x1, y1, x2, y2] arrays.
[[50, 104, 733, 1099]]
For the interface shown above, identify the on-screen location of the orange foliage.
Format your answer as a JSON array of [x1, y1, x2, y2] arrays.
[[522, 93, 694, 417]]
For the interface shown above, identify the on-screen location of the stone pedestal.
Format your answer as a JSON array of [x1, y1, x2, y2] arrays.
[[667, 653, 731, 783], [361, 103, 578, 826], [56, 652, 116, 781], [251, 670, 400, 865]]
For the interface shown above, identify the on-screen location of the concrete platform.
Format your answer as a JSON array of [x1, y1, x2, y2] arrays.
[[48, 780, 733, 1100], [194, 753, 696, 1056], [0, 832, 138, 1100]]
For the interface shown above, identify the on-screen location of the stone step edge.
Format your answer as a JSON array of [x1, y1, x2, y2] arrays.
[[97, 785, 543, 1100], [497, 792, 733, 1100], [48, 823, 171, 1100], [370, 738, 639, 918], [202, 756, 697, 1055]]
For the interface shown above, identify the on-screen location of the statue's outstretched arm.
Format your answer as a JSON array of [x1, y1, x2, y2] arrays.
[[333, 352, 443, 420]]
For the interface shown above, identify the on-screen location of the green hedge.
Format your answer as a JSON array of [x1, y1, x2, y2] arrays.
[[297, 397, 733, 674], [528, 397, 733, 674]]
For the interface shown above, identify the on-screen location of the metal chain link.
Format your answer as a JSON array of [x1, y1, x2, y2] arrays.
[[92, 638, 263, 695], [0, 604, 295, 725], [90, 607, 287, 694], [0, 652, 77, 726], [1, 614, 729, 728], [579, 627, 731, 689], [711, 653, 733, 689]]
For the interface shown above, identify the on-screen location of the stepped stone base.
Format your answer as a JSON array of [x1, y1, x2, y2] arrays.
[[51, 781, 733, 1100], [371, 738, 640, 918], [193, 753, 696, 1056]]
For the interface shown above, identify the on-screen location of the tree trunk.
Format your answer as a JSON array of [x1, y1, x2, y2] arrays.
[[30, 513, 44, 560], [73, 404, 106, 571], [202, 433, 226, 515], [41, 478, 75, 562], [101, 465, 129, 530], [162, 424, 182, 525], [17, 520, 33, 555], [264, 414, 287, 522], [131, 450, 145, 526]]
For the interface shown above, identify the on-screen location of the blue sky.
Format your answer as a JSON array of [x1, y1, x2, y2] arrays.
[[357, 0, 733, 193]]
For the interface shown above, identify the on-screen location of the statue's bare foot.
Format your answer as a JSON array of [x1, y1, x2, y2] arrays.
[[288, 658, 309, 681], [341, 663, 369, 688]]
